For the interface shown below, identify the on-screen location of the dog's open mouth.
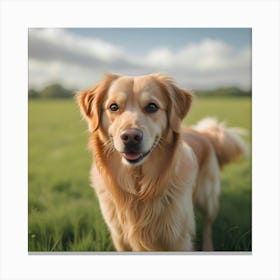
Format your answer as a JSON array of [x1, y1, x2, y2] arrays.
[[121, 151, 150, 164]]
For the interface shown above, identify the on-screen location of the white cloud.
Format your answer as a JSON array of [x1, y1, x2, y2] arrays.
[[144, 39, 251, 73], [28, 29, 251, 91], [29, 58, 105, 91], [30, 28, 124, 63]]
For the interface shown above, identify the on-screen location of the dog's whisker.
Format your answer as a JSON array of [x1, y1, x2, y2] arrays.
[[156, 137, 168, 151], [102, 139, 115, 157], [148, 136, 161, 153]]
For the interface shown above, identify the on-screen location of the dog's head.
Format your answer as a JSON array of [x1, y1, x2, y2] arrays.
[[78, 73, 192, 166]]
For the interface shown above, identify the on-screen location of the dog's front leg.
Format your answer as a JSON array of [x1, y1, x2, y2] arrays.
[[111, 233, 132, 251]]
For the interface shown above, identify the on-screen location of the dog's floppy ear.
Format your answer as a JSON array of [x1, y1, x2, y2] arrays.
[[169, 84, 193, 133], [153, 74, 193, 133], [77, 73, 119, 132]]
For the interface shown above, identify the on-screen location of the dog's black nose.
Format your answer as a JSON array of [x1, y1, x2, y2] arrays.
[[121, 128, 143, 145]]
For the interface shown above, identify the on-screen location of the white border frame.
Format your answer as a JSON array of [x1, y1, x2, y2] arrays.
[[1, 0, 279, 279]]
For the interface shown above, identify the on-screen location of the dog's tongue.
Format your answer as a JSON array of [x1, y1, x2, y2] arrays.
[[123, 152, 142, 160]]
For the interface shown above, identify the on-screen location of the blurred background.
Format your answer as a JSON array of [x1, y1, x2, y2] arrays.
[[28, 28, 252, 252], [28, 28, 251, 95]]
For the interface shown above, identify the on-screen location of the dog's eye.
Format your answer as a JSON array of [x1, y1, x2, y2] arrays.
[[109, 103, 119, 112], [144, 103, 158, 113]]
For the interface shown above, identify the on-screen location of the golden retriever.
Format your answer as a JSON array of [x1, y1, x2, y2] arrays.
[[77, 73, 247, 251]]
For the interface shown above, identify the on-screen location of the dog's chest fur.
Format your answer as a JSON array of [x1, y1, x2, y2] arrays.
[[91, 159, 195, 251]]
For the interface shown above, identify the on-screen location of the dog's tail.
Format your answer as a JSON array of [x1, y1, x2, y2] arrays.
[[193, 117, 249, 168]]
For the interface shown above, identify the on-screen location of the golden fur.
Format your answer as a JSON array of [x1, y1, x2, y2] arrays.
[[77, 73, 247, 251]]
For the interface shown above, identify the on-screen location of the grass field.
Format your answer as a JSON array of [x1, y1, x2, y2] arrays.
[[28, 96, 252, 252]]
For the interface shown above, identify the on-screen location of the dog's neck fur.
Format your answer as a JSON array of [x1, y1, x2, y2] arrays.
[[90, 129, 182, 204]]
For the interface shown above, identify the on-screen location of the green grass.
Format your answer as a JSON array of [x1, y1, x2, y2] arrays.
[[28, 97, 251, 252]]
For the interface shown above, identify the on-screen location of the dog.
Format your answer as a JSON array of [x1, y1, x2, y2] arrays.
[[77, 73, 248, 251]]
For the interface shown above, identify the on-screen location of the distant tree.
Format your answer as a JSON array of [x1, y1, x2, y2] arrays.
[[40, 84, 73, 98], [28, 89, 40, 98], [196, 87, 251, 97]]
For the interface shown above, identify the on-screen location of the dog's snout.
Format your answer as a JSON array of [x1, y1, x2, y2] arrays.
[[121, 128, 143, 145]]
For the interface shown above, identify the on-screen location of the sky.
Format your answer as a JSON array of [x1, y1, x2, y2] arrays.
[[28, 28, 251, 91]]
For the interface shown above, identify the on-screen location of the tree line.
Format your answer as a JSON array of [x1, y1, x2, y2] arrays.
[[28, 84, 74, 99], [28, 84, 251, 99], [196, 87, 251, 97]]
